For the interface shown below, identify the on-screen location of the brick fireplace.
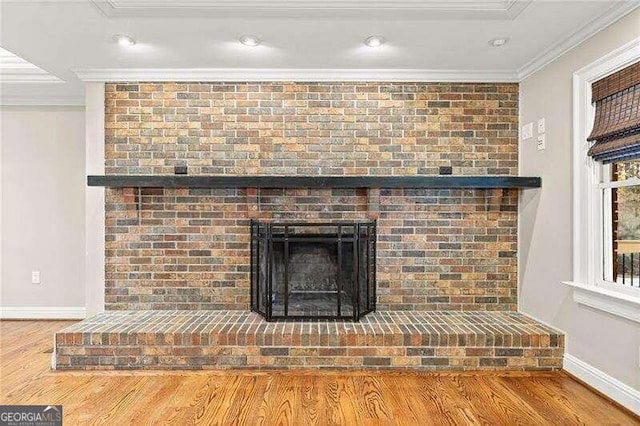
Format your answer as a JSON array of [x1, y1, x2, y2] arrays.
[[104, 82, 519, 313], [52, 81, 564, 371]]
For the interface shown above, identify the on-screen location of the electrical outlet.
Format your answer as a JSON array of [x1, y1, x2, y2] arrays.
[[31, 271, 40, 285], [522, 123, 533, 140], [537, 134, 546, 151], [537, 118, 546, 134]]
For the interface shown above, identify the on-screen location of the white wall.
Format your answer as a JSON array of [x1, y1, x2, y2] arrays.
[[0, 106, 86, 316], [520, 9, 640, 393], [84, 83, 105, 316]]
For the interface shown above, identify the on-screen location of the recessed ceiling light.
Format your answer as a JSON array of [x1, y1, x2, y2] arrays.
[[364, 36, 385, 48], [488, 38, 509, 47], [115, 35, 136, 47], [239, 35, 261, 47]]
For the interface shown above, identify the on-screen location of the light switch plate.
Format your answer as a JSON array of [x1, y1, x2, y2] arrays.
[[522, 123, 533, 140], [537, 134, 546, 151], [538, 118, 546, 134], [31, 271, 40, 284]]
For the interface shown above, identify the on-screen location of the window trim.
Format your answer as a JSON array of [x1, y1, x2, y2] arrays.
[[565, 38, 640, 323]]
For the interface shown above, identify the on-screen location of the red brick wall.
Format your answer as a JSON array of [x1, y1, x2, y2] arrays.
[[104, 82, 519, 311]]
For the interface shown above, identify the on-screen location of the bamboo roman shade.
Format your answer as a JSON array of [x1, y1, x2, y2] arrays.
[[587, 60, 640, 163]]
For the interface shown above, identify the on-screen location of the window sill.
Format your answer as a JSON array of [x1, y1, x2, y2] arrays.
[[563, 281, 640, 324]]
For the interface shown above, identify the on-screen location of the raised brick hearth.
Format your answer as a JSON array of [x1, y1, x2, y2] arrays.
[[54, 311, 563, 370]]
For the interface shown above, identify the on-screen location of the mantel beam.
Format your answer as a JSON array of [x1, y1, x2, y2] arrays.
[[87, 175, 541, 189]]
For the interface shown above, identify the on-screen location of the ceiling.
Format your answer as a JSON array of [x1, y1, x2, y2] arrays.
[[0, 0, 638, 105]]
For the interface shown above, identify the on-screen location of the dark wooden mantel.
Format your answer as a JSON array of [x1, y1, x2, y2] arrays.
[[87, 175, 541, 189]]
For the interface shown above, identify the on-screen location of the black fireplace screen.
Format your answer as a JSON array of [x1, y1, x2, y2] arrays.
[[250, 221, 376, 321]]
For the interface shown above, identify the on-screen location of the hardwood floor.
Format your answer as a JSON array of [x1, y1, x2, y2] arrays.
[[1, 320, 638, 425]]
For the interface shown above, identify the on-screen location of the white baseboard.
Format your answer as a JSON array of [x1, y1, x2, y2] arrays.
[[564, 353, 640, 415], [0, 307, 87, 320]]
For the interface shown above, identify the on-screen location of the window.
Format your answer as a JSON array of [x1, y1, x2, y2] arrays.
[[601, 159, 640, 294], [568, 39, 640, 323]]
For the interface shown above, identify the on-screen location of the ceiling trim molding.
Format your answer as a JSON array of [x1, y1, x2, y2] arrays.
[[0, 74, 65, 83], [0, 48, 64, 83], [72, 68, 519, 83], [90, 0, 531, 19], [504, 0, 531, 19], [0, 95, 85, 107], [517, 1, 640, 81], [93, 0, 519, 11]]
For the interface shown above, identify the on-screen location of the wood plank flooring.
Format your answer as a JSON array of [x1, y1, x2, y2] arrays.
[[1, 320, 638, 425]]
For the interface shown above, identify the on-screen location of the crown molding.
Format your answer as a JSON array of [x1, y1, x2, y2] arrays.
[[504, 0, 531, 20], [95, 0, 519, 11], [517, 1, 640, 81], [0, 95, 85, 106], [90, 0, 531, 19], [72, 68, 519, 83], [0, 74, 65, 83], [0, 48, 64, 83]]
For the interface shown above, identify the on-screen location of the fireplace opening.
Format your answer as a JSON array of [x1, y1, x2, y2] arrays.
[[250, 221, 376, 321]]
